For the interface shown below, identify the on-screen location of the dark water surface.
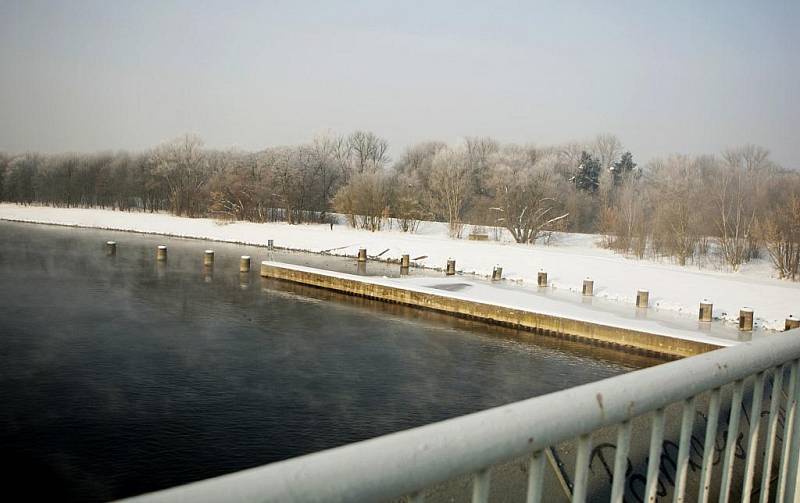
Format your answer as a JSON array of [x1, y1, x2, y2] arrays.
[[0, 222, 658, 501]]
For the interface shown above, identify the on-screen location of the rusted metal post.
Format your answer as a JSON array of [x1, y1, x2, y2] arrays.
[[358, 248, 367, 263], [156, 245, 167, 261], [446, 259, 456, 276], [537, 271, 548, 287], [268, 239, 274, 250], [582, 278, 593, 296]]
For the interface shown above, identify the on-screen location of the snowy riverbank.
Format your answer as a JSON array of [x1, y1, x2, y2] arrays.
[[1, 203, 798, 331]]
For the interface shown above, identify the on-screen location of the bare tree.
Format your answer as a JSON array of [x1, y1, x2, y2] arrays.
[[711, 145, 773, 269], [649, 156, 703, 265], [592, 133, 623, 205], [428, 147, 472, 237], [151, 134, 210, 216], [487, 145, 567, 244], [342, 130, 390, 180], [333, 171, 393, 231], [759, 173, 800, 280]]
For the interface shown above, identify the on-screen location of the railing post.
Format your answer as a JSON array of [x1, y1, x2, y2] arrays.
[[778, 361, 799, 502], [785, 360, 800, 501]]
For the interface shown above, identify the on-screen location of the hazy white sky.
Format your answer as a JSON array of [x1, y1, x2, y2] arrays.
[[1, 0, 798, 167]]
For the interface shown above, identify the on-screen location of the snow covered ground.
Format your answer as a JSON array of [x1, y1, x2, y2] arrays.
[[1, 203, 798, 331]]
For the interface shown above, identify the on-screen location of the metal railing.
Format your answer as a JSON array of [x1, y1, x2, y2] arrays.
[[122, 331, 800, 503]]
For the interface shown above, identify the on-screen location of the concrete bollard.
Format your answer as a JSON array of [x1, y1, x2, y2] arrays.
[[157, 245, 168, 261], [636, 289, 649, 308], [739, 308, 754, 331], [699, 300, 713, 322], [446, 259, 456, 276], [786, 316, 800, 331], [492, 266, 503, 281], [240, 256, 251, 273], [204, 250, 215, 267], [358, 248, 367, 262], [106, 241, 117, 256], [268, 239, 274, 250], [400, 254, 410, 275], [537, 271, 548, 287], [582, 278, 593, 296]]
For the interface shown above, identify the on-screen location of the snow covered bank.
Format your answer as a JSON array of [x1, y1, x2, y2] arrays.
[[1, 204, 798, 331]]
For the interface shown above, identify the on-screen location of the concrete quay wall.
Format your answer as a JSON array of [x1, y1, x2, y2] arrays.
[[260, 261, 723, 359]]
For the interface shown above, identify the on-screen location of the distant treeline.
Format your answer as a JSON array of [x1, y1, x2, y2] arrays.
[[1, 132, 798, 279]]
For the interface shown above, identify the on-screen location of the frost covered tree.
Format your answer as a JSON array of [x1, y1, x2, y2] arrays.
[[151, 134, 210, 217], [429, 146, 472, 237], [488, 146, 567, 244]]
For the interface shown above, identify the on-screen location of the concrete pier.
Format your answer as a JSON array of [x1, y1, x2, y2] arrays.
[[739, 308, 754, 331], [260, 261, 723, 358], [787, 316, 800, 331], [204, 250, 215, 267], [358, 248, 367, 263], [582, 278, 593, 296], [446, 259, 456, 276], [636, 289, 649, 308], [699, 300, 713, 322], [240, 256, 251, 273], [106, 240, 116, 256], [157, 245, 167, 261]]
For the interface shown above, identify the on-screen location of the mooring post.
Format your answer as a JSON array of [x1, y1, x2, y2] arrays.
[[157, 245, 167, 261], [537, 271, 548, 287], [739, 308, 754, 331], [636, 289, 649, 308], [268, 239, 274, 250], [240, 256, 251, 273], [446, 259, 456, 276], [106, 241, 116, 256], [400, 254, 410, 275], [699, 300, 713, 322], [582, 278, 593, 296], [358, 248, 367, 263], [787, 316, 800, 331], [492, 266, 503, 281], [204, 250, 215, 267]]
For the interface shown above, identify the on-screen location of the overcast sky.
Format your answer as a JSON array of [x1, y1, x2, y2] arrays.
[[1, 0, 797, 167]]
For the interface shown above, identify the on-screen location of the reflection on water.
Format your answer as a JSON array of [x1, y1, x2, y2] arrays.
[[0, 221, 656, 502]]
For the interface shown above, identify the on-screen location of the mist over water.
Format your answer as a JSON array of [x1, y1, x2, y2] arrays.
[[0, 222, 651, 501]]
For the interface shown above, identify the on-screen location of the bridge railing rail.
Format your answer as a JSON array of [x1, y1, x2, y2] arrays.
[[122, 331, 800, 503]]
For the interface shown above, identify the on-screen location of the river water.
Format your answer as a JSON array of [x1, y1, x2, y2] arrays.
[[0, 221, 658, 501]]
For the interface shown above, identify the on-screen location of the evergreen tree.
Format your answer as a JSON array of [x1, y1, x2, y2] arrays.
[[572, 151, 601, 193], [611, 151, 637, 185]]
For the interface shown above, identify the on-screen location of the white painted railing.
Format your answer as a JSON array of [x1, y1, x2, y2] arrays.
[[121, 331, 800, 503]]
